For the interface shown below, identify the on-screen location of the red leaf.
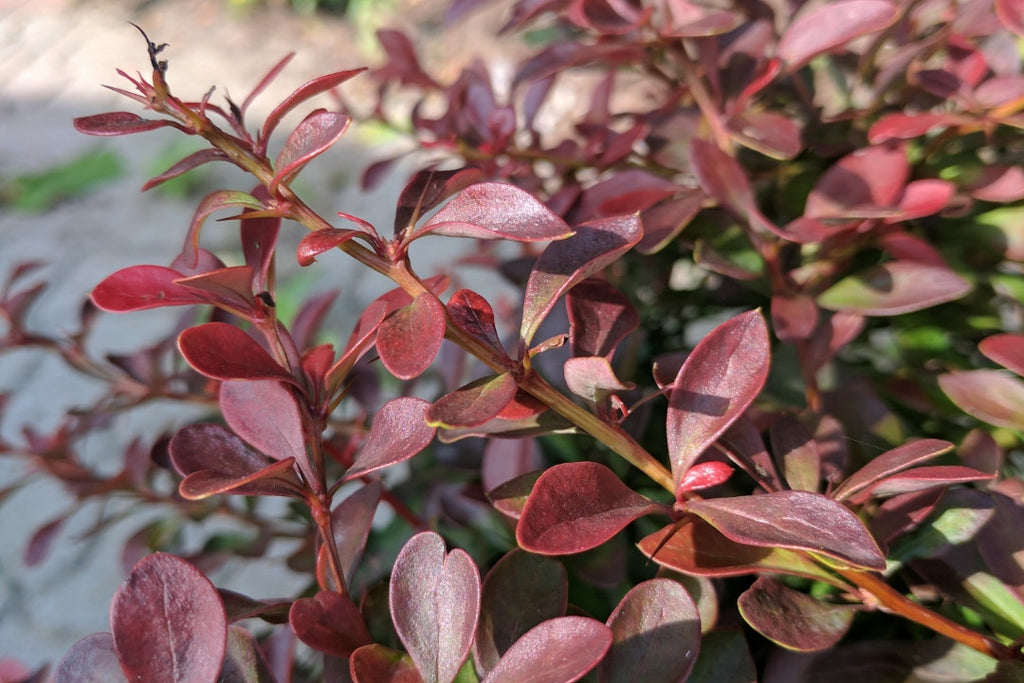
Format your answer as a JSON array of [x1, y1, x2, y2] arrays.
[[563, 356, 634, 403], [677, 461, 734, 494], [483, 616, 612, 683], [980, 334, 1024, 377], [73, 111, 178, 136], [110, 553, 227, 682], [600, 579, 701, 683], [566, 278, 639, 358], [738, 577, 856, 651], [969, 165, 1024, 203], [667, 310, 770, 493], [377, 293, 446, 380], [178, 322, 294, 382], [344, 397, 436, 480], [289, 591, 371, 658], [689, 138, 755, 220], [91, 265, 206, 312], [804, 144, 908, 222], [54, 633, 127, 683], [219, 379, 312, 482], [521, 214, 642, 345], [175, 266, 259, 316], [771, 293, 819, 342], [271, 109, 351, 190], [390, 531, 480, 683], [686, 490, 886, 570], [447, 289, 509, 360], [727, 110, 803, 160], [868, 112, 959, 144], [330, 481, 382, 586], [817, 261, 971, 315], [517, 462, 665, 555], [777, 0, 899, 71], [260, 67, 366, 145], [427, 373, 519, 430], [142, 149, 230, 191], [886, 179, 955, 222], [350, 645, 423, 683], [832, 438, 953, 502], [415, 182, 573, 242], [240, 195, 281, 293], [996, 0, 1024, 37], [296, 227, 363, 266], [866, 465, 993, 498], [182, 190, 264, 268], [326, 300, 389, 392]]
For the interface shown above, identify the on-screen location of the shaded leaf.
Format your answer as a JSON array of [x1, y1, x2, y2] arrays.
[[220, 625, 276, 683], [331, 480, 382, 586], [888, 488, 994, 564], [817, 261, 971, 315], [686, 628, 756, 683], [777, 0, 899, 71], [738, 577, 856, 652], [769, 413, 820, 493], [54, 633, 127, 683], [483, 616, 611, 683], [447, 289, 509, 359], [350, 644, 423, 683], [804, 144, 907, 221], [377, 293, 446, 380], [290, 591, 372, 658], [566, 278, 639, 358], [344, 397, 435, 480], [427, 373, 518, 430]]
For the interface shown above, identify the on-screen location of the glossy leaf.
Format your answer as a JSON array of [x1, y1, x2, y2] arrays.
[[446, 289, 508, 359], [415, 182, 573, 241], [474, 550, 568, 675], [54, 633, 126, 683], [289, 591, 372, 658], [980, 334, 1024, 377], [777, 0, 899, 71], [677, 460, 734, 494], [178, 322, 294, 383], [170, 423, 304, 499], [297, 227, 366, 266], [666, 310, 770, 493], [517, 462, 665, 555], [344, 397, 435, 480], [520, 214, 642, 346], [182, 190, 264, 267], [482, 616, 612, 683], [817, 261, 971, 315], [260, 67, 365, 144], [686, 490, 886, 570], [939, 370, 1024, 430], [427, 373, 518, 429], [392, 168, 486, 233], [91, 265, 206, 311], [566, 278, 639, 358], [390, 531, 480, 683], [110, 553, 227, 682], [600, 579, 701, 683], [271, 109, 351, 190], [832, 438, 954, 502], [738, 577, 856, 652], [176, 266, 260, 316], [377, 293, 446, 380]]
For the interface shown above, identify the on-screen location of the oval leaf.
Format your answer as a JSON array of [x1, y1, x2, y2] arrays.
[[54, 633, 127, 683], [272, 109, 351, 189], [517, 462, 664, 555], [345, 397, 436, 480], [817, 261, 971, 315], [377, 293, 446, 380], [980, 334, 1024, 377], [220, 625, 275, 683], [777, 0, 899, 71], [178, 322, 294, 382], [110, 553, 227, 682], [520, 214, 642, 346], [447, 289, 508, 359], [91, 265, 206, 312], [600, 579, 701, 683], [738, 576, 856, 651], [296, 227, 363, 266], [427, 373, 518, 430], [686, 490, 886, 570], [566, 278, 640, 358], [482, 616, 612, 683], [940, 370, 1024, 430], [667, 310, 770, 493], [804, 144, 908, 221], [289, 591, 372, 658], [416, 182, 573, 241], [391, 531, 481, 683], [563, 356, 634, 403]]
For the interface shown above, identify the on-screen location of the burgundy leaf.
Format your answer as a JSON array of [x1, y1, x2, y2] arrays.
[[427, 373, 518, 429], [771, 293, 819, 342], [24, 514, 67, 567], [73, 111, 178, 136], [868, 112, 958, 144], [142, 149, 229, 191], [817, 261, 971, 315], [54, 633, 126, 683], [175, 266, 259, 316], [331, 480, 382, 585], [727, 110, 803, 160], [832, 438, 954, 502], [393, 168, 487, 234], [488, 471, 543, 521], [777, 0, 899, 71], [667, 310, 770, 493], [344, 397, 435, 480], [677, 460, 734, 494], [240, 196, 280, 293], [719, 417, 786, 492], [240, 53, 295, 116], [91, 265, 206, 311], [482, 438, 543, 493], [869, 488, 946, 547], [219, 379, 313, 481], [516, 462, 665, 555], [474, 549, 568, 675], [865, 465, 993, 498], [326, 300, 389, 392], [377, 293, 446, 380], [182, 190, 264, 267], [804, 144, 908, 221], [178, 322, 294, 382], [685, 490, 886, 570], [769, 413, 820, 493], [415, 182, 573, 242], [482, 616, 612, 683], [289, 591, 372, 658], [738, 577, 856, 651], [260, 67, 366, 145], [220, 625, 275, 683], [980, 334, 1024, 377], [391, 531, 481, 683], [290, 289, 339, 351], [520, 214, 642, 345], [600, 579, 701, 683], [296, 227, 363, 266], [169, 423, 305, 500], [446, 289, 509, 360], [563, 356, 634, 403], [350, 645, 423, 683], [566, 278, 639, 358], [271, 109, 351, 190], [110, 553, 227, 682], [689, 138, 755, 220]]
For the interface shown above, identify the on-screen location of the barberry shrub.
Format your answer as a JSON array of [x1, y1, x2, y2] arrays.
[[3, 0, 1024, 680]]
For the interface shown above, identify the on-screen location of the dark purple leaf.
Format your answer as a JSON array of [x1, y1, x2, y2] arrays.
[[769, 414, 820, 493], [517, 462, 665, 555], [832, 438, 953, 502], [719, 418, 786, 492], [220, 625, 275, 683], [563, 356, 634, 403], [325, 300, 389, 392], [520, 214, 642, 345], [600, 579, 701, 683], [474, 549, 567, 675], [240, 196, 280, 293], [738, 577, 856, 651], [377, 293, 446, 380], [446, 289, 509, 360], [54, 633, 126, 683], [391, 531, 480, 683], [331, 481, 382, 585], [667, 310, 770, 493], [271, 109, 351, 190], [290, 591, 372, 658], [344, 397, 435, 480], [686, 490, 886, 570], [777, 0, 899, 71], [687, 628, 756, 683], [869, 489, 946, 547], [73, 111, 180, 136], [110, 553, 227, 682], [290, 289, 339, 351], [817, 261, 971, 315], [483, 616, 612, 683], [260, 67, 366, 144], [350, 644, 422, 683], [142, 149, 230, 191], [980, 334, 1024, 377], [566, 278, 639, 358], [415, 183, 573, 242], [91, 265, 206, 311], [427, 373, 518, 430], [178, 322, 294, 383]]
